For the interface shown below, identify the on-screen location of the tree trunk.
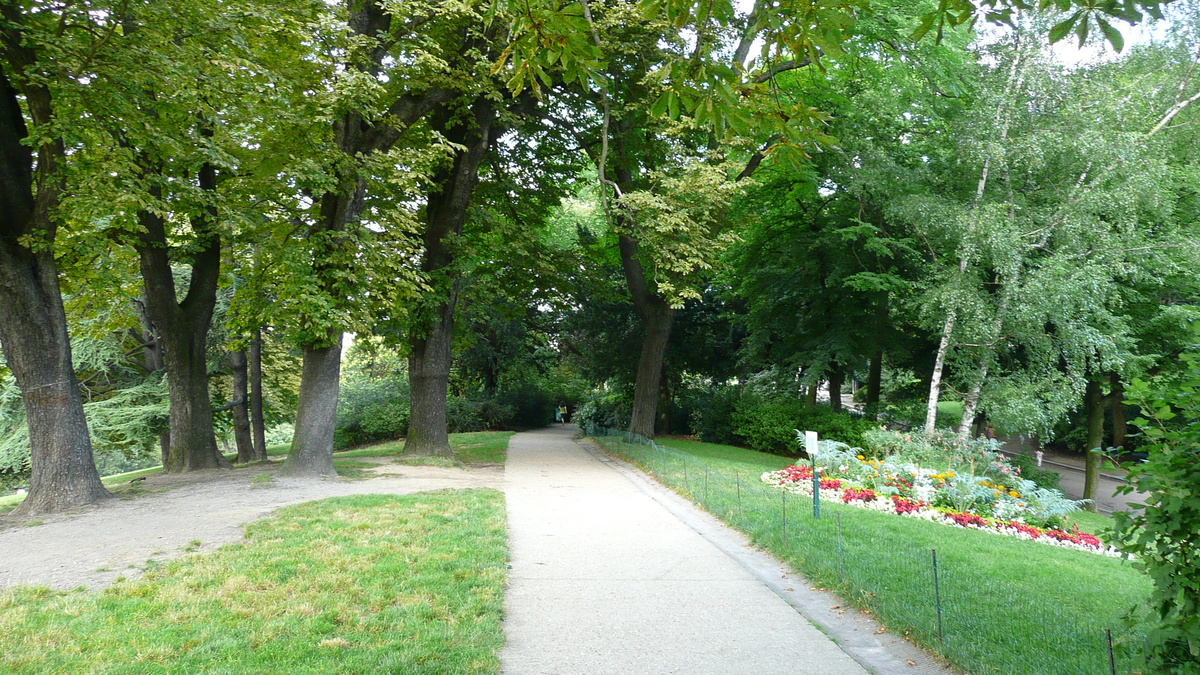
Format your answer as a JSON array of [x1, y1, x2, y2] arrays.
[[828, 362, 843, 413], [250, 329, 267, 461], [132, 302, 171, 467], [285, 338, 341, 477], [806, 383, 818, 407], [866, 349, 883, 420], [156, 324, 227, 471], [230, 348, 255, 464], [628, 302, 675, 438], [0, 70, 109, 516], [405, 99, 495, 457], [1110, 373, 1126, 452], [958, 357, 992, 438], [0, 248, 111, 516], [1082, 377, 1105, 512], [925, 312, 956, 433], [408, 306, 454, 455], [135, 171, 229, 473]]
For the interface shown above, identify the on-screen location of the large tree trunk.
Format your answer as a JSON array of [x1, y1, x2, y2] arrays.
[[135, 169, 229, 473], [1082, 377, 1105, 512], [157, 324, 227, 472], [0, 248, 111, 515], [250, 329, 267, 461], [616, 229, 676, 440], [230, 348, 255, 464], [405, 99, 495, 457], [408, 303, 455, 455], [1110, 373, 1126, 452], [0, 70, 109, 516], [285, 338, 341, 476], [828, 362, 844, 413], [629, 300, 675, 438]]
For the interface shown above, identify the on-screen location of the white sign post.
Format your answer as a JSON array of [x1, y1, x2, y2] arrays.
[[806, 430, 820, 520]]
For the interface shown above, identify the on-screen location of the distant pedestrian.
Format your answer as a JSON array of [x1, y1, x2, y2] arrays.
[[558, 402, 568, 425]]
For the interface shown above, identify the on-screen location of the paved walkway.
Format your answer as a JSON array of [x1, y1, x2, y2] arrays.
[[501, 426, 945, 675]]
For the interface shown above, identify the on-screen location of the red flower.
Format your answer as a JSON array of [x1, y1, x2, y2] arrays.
[[947, 511, 987, 528], [891, 496, 928, 514], [842, 488, 877, 503]]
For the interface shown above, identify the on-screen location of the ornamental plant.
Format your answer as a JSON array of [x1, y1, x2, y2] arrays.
[[763, 432, 1104, 555], [1114, 350, 1200, 672]]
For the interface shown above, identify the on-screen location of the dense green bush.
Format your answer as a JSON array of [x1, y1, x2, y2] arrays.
[[682, 385, 745, 445], [729, 394, 875, 454], [335, 376, 410, 449], [335, 376, 554, 448], [573, 390, 632, 430]]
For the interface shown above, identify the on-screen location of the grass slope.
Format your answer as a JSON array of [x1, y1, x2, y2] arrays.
[[0, 490, 508, 674], [614, 437, 1150, 675]]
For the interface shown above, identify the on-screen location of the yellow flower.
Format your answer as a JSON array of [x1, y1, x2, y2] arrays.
[[1009, 491, 1019, 498]]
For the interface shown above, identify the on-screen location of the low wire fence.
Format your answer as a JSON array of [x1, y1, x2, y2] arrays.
[[584, 424, 1145, 675]]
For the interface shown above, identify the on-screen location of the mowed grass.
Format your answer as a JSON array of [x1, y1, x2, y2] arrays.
[[335, 431, 514, 466], [0, 489, 508, 674], [621, 437, 1151, 674]]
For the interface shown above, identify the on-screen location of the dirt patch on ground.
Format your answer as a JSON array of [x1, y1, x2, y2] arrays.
[[0, 459, 503, 591]]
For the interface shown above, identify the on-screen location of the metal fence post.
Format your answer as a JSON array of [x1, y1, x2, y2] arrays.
[[837, 512, 845, 583], [782, 489, 788, 547], [736, 472, 742, 518], [1106, 629, 1116, 675], [932, 549, 944, 642]]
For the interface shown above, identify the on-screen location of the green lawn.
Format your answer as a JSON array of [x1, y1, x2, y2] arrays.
[[334, 431, 513, 465], [613, 436, 1150, 675], [0, 490, 508, 674]]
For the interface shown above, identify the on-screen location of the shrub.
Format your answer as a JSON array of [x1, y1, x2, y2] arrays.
[[683, 385, 745, 445], [573, 390, 632, 430], [335, 377, 410, 449], [730, 395, 874, 454], [1115, 351, 1200, 673]]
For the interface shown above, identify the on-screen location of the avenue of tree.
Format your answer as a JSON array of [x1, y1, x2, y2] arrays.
[[1, 0, 1194, 533]]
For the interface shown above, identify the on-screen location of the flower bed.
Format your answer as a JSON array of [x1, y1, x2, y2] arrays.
[[762, 430, 1118, 556]]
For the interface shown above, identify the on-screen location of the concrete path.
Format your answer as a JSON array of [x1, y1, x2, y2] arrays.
[[501, 426, 938, 675]]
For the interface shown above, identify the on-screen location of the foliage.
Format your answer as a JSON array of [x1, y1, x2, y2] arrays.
[[1006, 453, 1061, 492], [730, 395, 875, 454], [681, 384, 746, 445], [1114, 348, 1200, 672], [0, 341, 168, 477], [572, 389, 633, 431]]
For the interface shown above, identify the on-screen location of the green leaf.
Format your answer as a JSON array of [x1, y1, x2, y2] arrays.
[[1048, 12, 1079, 44], [1096, 17, 1124, 52], [650, 93, 668, 118]]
